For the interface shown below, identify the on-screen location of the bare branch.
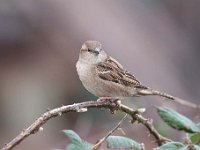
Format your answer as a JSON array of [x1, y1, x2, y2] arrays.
[[120, 104, 172, 145], [1, 100, 171, 150], [92, 114, 127, 150]]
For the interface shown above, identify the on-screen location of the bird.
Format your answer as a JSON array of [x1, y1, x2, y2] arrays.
[[76, 40, 175, 101]]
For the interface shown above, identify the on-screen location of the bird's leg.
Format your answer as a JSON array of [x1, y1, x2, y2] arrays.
[[97, 97, 121, 113], [97, 97, 121, 106]]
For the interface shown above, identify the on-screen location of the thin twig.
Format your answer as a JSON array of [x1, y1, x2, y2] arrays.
[[92, 114, 127, 150], [1, 100, 171, 150]]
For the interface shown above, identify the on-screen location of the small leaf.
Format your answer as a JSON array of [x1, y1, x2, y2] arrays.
[[190, 133, 200, 146], [66, 142, 93, 150], [183, 145, 200, 150], [66, 144, 79, 150], [106, 136, 144, 150], [193, 145, 200, 150], [80, 142, 93, 150], [63, 130, 82, 146], [63, 130, 93, 150], [66, 143, 93, 150], [157, 107, 200, 133], [155, 142, 185, 150]]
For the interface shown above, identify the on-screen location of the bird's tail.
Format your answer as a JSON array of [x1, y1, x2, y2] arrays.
[[137, 88, 200, 110], [137, 88, 175, 100]]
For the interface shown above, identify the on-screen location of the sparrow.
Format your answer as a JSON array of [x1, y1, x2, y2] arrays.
[[76, 40, 175, 101]]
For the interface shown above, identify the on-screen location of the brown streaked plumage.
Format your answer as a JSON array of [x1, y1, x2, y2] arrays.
[[76, 40, 175, 100], [97, 57, 142, 87]]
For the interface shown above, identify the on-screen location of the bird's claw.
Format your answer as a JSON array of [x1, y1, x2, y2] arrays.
[[97, 97, 121, 114]]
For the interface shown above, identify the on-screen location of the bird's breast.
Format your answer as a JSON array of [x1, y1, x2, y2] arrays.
[[76, 61, 138, 97], [76, 61, 98, 94]]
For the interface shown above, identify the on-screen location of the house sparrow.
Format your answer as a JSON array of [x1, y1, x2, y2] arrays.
[[76, 40, 175, 100]]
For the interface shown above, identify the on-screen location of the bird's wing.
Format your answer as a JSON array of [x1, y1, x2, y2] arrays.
[[96, 57, 146, 88]]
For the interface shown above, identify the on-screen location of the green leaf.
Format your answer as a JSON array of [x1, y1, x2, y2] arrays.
[[63, 130, 93, 150], [183, 145, 200, 150], [80, 142, 93, 150], [66, 144, 79, 150], [157, 107, 200, 133], [155, 142, 185, 150], [190, 133, 200, 146], [63, 130, 82, 146], [66, 143, 93, 150], [106, 136, 144, 150], [193, 145, 200, 150], [156, 143, 200, 150]]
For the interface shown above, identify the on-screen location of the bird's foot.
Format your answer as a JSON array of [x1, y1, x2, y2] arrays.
[[97, 97, 121, 114]]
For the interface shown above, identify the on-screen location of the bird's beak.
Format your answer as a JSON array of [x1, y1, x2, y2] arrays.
[[92, 49, 100, 55], [95, 47, 101, 53]]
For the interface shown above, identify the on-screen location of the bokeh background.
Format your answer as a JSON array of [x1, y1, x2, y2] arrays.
[[0, 0, 200, 149]]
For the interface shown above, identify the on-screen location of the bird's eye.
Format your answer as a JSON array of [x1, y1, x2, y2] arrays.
[[87, 48, 99, 55], [88, 49, 92, 52]]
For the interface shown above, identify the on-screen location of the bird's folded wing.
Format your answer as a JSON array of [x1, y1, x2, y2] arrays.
[[96, 57, 146, 88]]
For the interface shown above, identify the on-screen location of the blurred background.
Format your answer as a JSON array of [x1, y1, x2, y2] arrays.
[[0, 0, 200, 149]]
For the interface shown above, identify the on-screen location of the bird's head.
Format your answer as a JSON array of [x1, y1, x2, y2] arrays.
[[79, 40, 107, 64]]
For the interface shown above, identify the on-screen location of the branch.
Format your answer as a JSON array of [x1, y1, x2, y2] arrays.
[[92, 114, 127, 150], [120, 104, 172, 145], [1, 100, 171, 150]]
